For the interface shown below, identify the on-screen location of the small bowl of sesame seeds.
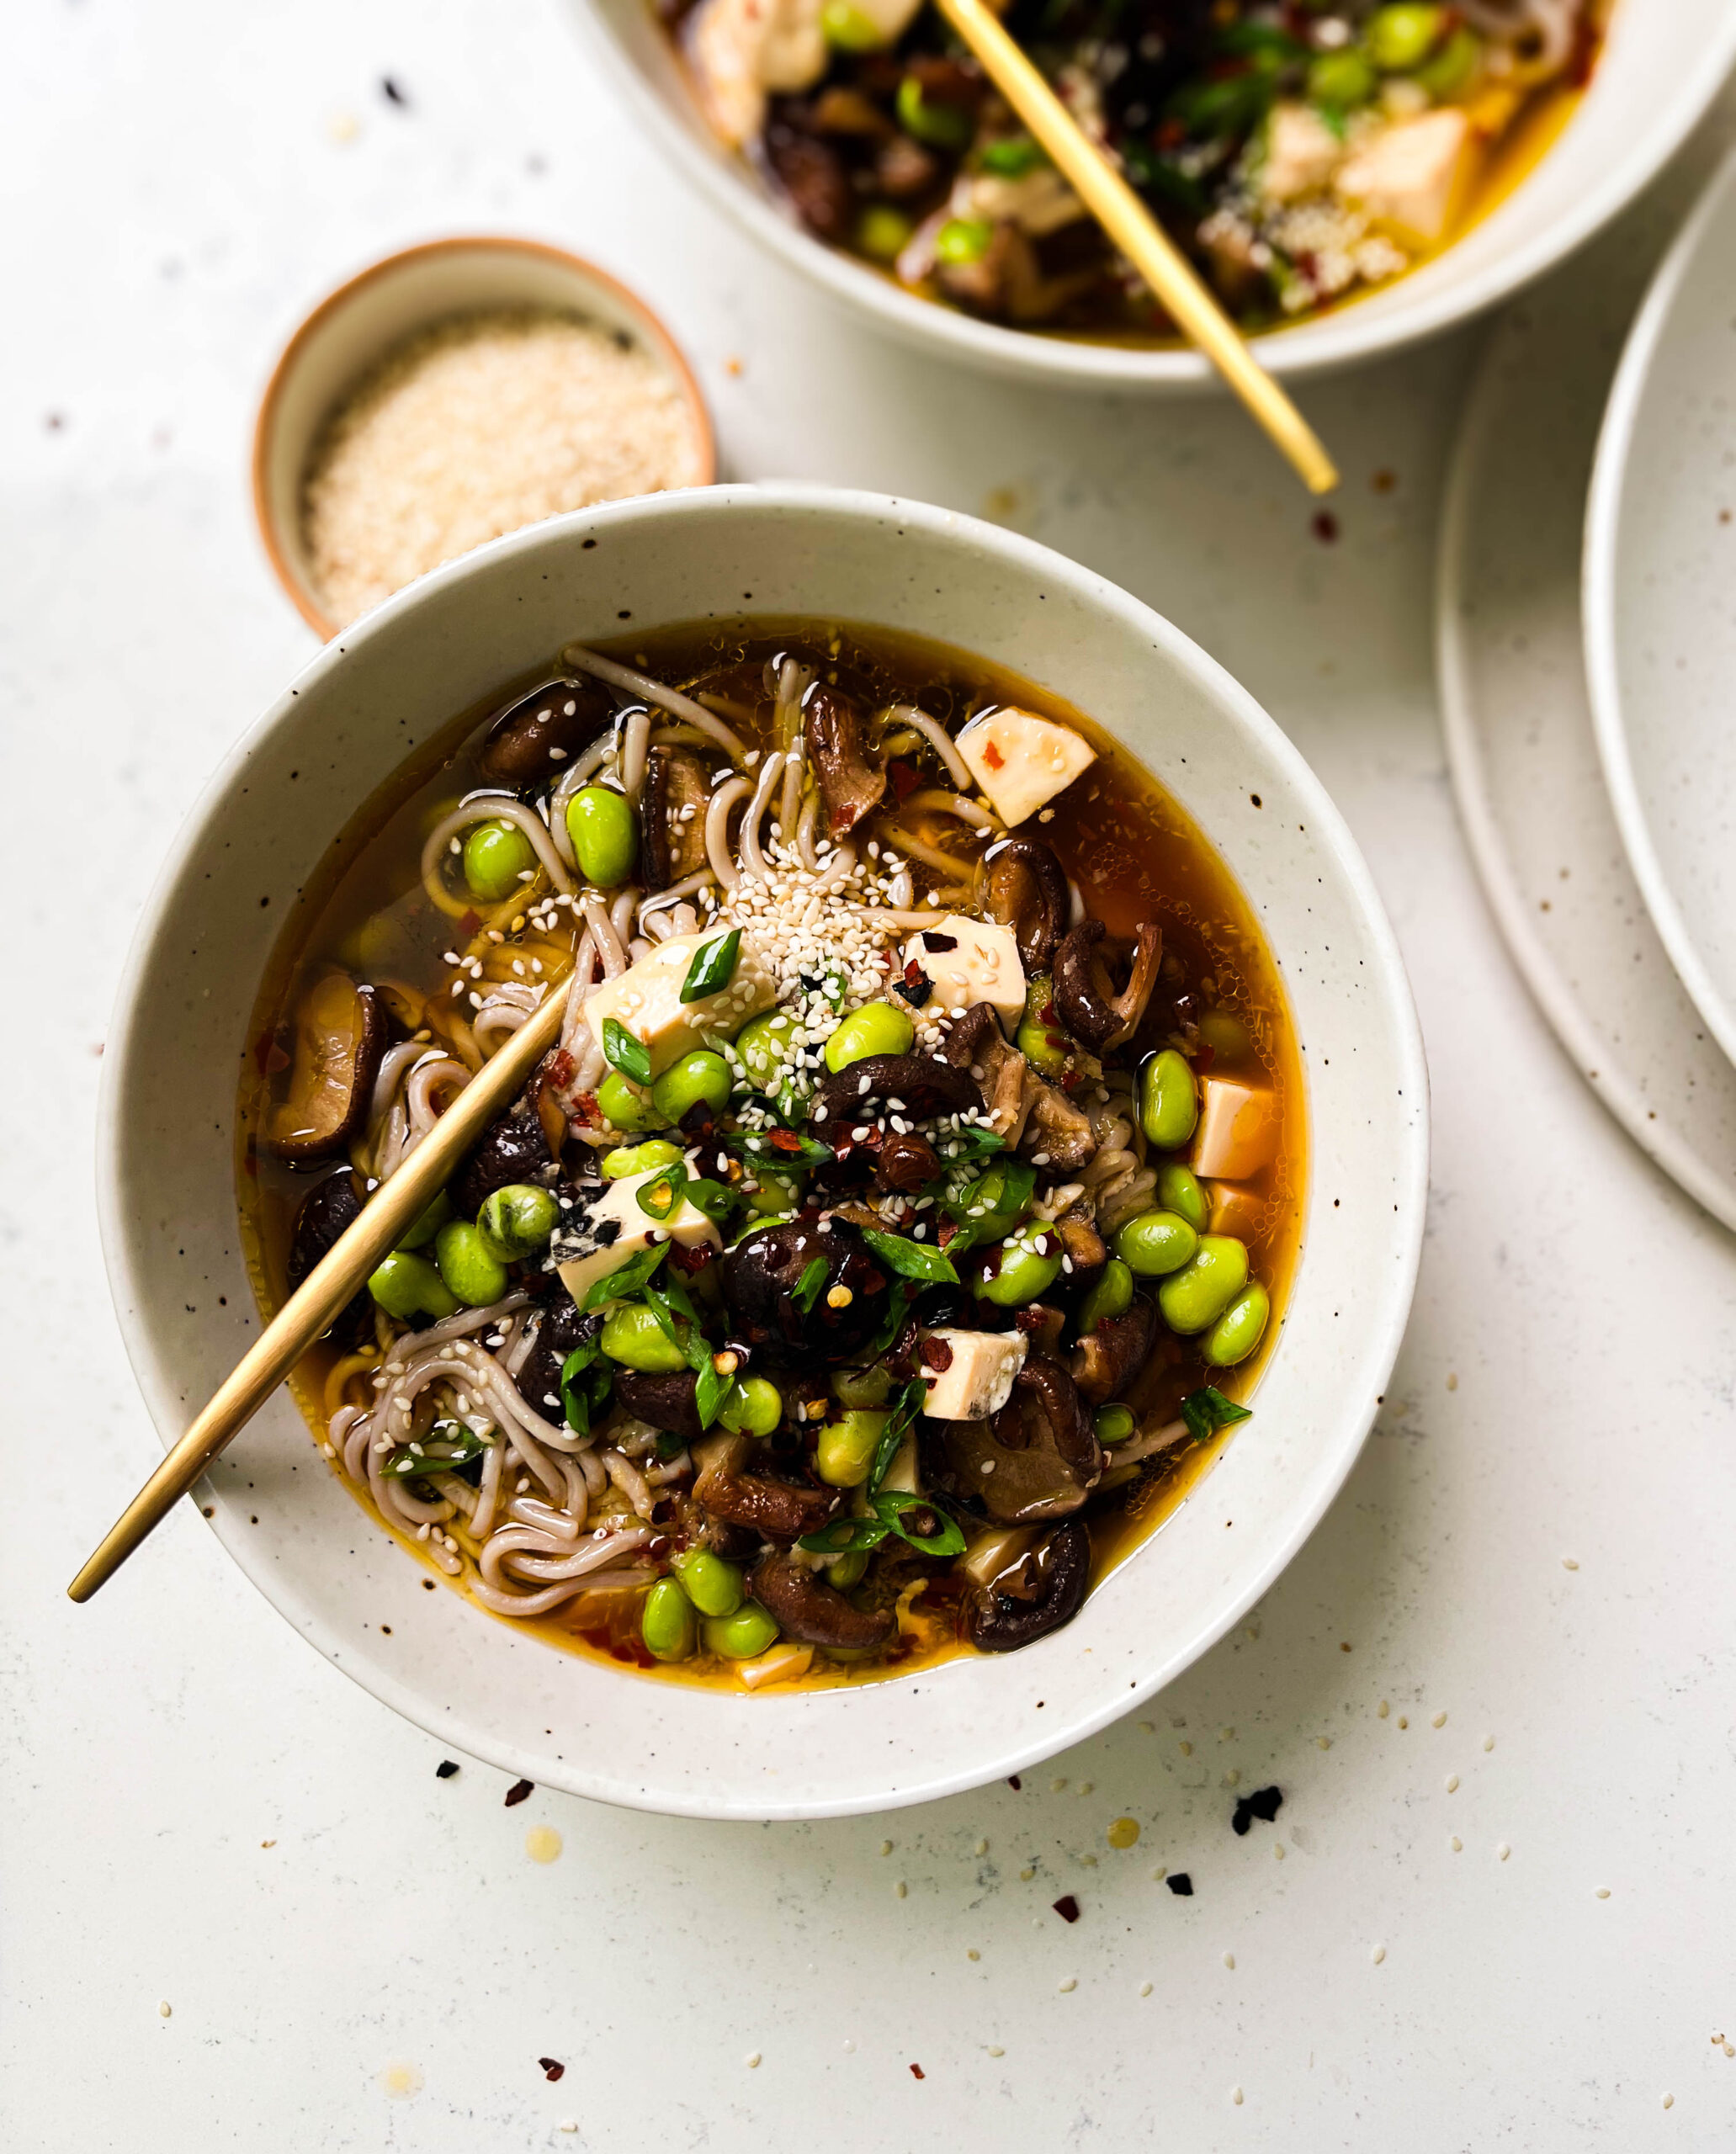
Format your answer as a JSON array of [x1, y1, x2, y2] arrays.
[[252, 236, 715, 638]]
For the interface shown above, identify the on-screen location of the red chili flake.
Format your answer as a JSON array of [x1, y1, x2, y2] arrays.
[[1006, 1774, 1022, 1791], [981, 741, 1004, 770], [504, 1779, 535, 1807], [458, 909, 481, 935], [920, 1335, 954, 1371], [539, 2057, 565, 2082], [545, 1048, 576, 1091], [1311, 510, 1340, 544], [242, 1148, 258, 1179], [1194, 1043, 1216, 1073], [1060, 1069, 1082, 1094], [936, 1217, 960, 1248], [768, 1129, 804, 1154], [909, 2063, 926, 2081], [646, 1535, 672, 1560], [667, 1241, 713, 1276], [571, 1089, 603, 1128], [1053, 1894, 1080, 1923], [888, 757, 921, 804]]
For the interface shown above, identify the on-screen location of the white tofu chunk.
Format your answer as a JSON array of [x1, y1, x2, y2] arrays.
[[685, 0, 826, 149], [903, 914, 1027, 1032], [956, 707, 1096, 829], [1257, 101, 1343, 204], [919, 1328, 1028, 1421], [555, 1167, 723, 1307], [582, 928, 776, 1079], [1335, 108, 1474, 246], [1191, 1077, 1278, 1181]]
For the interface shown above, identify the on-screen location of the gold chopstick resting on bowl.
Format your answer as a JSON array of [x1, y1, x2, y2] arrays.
[[933, 0, 1338, 496], [67, 988, 571, 1604]]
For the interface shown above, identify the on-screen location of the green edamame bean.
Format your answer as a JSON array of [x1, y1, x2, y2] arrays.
[[1113, 1210, 1199, 1279], [703, 1603, 780, 1660], [601, 1138, 683, 1181], [651, 1049, 731, 1123], [564, 787, 637, 889], [935, 217, 992, 265], [1157, 1234, 1250, 1335], [1077, 1257, 1133, 1335], [1016, 974, 1068, 1077], [673, 1548, 745, 1618], [958, 1161, 1034, 1241], [369, 1248, 460, 1322], [735, 1009, 800, 1092], [719, 1375, 783, 1439], [597, 1072, 661, 1133], [745, 1168, 804, 1218], [1202, 1282, 1271, 1369], [897, 75, 974, 150], [824, 1000, 915, 1074], [1156, 1162, 1209, 1234], [641, 1578, 697, 1662], [827, 1551, 869, 1589], [831, 1364, 894, 1410], [1366, 3, 1445, 71], [817, 1409, 889, 1488], [1415, 23, 1479, 97], [857, 203, 913, 261], [823, 0, 884, 49], [599, 1302, 689, 1374], [398, 1189, 452, 1250], [433, 1219, 510, 1308], [1197, 1009, 1254, 1064], [463, 819, 537, 903], [977, 1223, 1062, 1308], [1308, 46, 1377, 108], [1139, 1048, 1199, 1151], [1094, 1404, 1138, 1446], [477, 1182, 560, 1260]]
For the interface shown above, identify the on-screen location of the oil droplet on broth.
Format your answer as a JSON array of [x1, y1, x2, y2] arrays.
[[1107, 1817, 1141, 1849], [526, 1825, 563, 1864]]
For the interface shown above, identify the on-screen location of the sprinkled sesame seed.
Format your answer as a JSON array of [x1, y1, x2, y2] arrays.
[[1372, 1944, 1386, 1965], [1223, 1952, 1235, 1970], [1431, 1711, 1447, 1727], [1059, 1977, 1077, 1993], [1498, 1842, 1510, 1860], [1446, 1775, 1459, 1793]]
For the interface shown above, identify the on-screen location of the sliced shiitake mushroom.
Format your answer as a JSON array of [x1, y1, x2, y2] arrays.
[[262, 972, 385, 1162], [964, 1517, 1093, 1652], [286, 1169, 371, 1342], [939, 1355, 1102, 1524], [804, 684, 886, 838], [1070, 1296, 1156, 1406], [978, 836, 1070, 971], [720, 1216, 889, 1366], [640, 743, 712, 887], [514, 1293, 600, 1424], [612, 1368, 703, 1440], [693, 1433, 842, 1543], [452, 1105, 555, 1218], [751, 1552, 894, 1650], [1052, 918, 1164, 1052], [810, 1052, 984, 1133], [476, 677, 614, 789], [1020, 1076, 1097, 1175]]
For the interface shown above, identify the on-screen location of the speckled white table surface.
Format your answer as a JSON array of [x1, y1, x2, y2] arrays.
[[7, 4, 1736, 2148]]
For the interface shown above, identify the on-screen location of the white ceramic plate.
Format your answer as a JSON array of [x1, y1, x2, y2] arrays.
[[98, 486, 1426, 1819], [1585, 145, 1736, 1074], [1438, 115, 1736, 1233], [568, 0, 1736, 393]]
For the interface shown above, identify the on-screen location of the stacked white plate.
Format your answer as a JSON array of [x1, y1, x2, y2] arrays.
[[1438, 108, 1736, 1231]]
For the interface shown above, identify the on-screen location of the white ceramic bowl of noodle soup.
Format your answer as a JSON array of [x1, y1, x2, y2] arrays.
[[566, 0, 1736, 393], [99, 485, 1426, 1819]]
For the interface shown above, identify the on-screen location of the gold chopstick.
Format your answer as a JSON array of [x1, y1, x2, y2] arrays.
[[934, 0, 1340, 495], [68, 986, 571, 1603]]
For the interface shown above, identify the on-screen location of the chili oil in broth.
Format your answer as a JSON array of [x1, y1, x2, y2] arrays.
[[237, 618, 1306, 1690]]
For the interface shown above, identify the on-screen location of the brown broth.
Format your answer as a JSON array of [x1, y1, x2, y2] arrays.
[[237, 618, 1306, 1690]]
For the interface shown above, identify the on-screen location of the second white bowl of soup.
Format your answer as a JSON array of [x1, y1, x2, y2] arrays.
[[99, 486, 1426, 1817]]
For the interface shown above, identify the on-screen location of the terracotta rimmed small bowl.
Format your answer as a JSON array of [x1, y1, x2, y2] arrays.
[[252, 236, 717, 639]]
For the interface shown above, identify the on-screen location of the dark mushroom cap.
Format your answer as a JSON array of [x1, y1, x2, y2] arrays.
[[262, 974, 385, 1163], [611, 1367, 703, 1441], [939, 1355, 1102, 1524], [640, 742, 713, 888], [475, 677, 614, 790], [810, 1052, 985, 1133], [453, 1106, 555, 1218], [1052, 918, 1164, 1053], [804, 684, 886, 838], [874, 1130, 941, 1195], [515, 1295, 601, 1425], [721, 1217, 889, 1366], [1070, 1296, 1157, 1407], [977, 836, 1070, 971], [964, 1518, 1093, 1652], [751, 1552, 894, 1650], [286, 1169, 371, 1343], [694, 1435, 842, 1543]]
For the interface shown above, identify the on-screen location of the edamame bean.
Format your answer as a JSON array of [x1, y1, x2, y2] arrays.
[[831, 1364, 894, 1410], [641, 1578, 697, 1662], [1016, 974, 1068, 1077], [977, 1223, 1062, 1308], [1077, 1257, 1133, 1335], [1156, 1162, 1208, 1234], [433, 1219, 510, 1308], [1157, 1234, 1250, 1335], [398, 1189, 452, 1249], [369, 1249, 460, 1322], [735, 1009, 800, 1091], [650, 1048, 731, 1123], [703, 1603, 781, 1659], [600, 1302, 688, 1374], [463, 819, 537, 902], [719, 1375, 783, 1439], [817, 1409, 888, 1488], [824, 1000, 914, 1074], [1094, 1403, 1137, 1446], [935, 216, 992, 263], [745, 1168, 804, 1218], [477, 1181, 560, 1260], [1202, 1282, 1270, 1369], [564, 787, 637, 889], [857, 203, 914, 260], [1139, 1048, 1199, 1150], [897, 75, 974, 149], [673, 1548, 745, 1618], [1197, 1009, 1254, 1064], [959, 1160, 1034, 1241], [601, 1138, 683, 1181], [827, 1551, 869, 1589], [1366, 3, 1445, 71], [1308, 46, 1377, 107], [597, 1071, 661, 1132], [1113, 1209, 1199, 1279], [823, 0, 884, 47], [1415, 23, 1479, 96]]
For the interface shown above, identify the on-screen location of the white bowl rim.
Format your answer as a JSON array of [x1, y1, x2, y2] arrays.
[[1583, 141, 1736, 1073], [571, 0, 1736, 392], [96, 483, 1429, 1817]]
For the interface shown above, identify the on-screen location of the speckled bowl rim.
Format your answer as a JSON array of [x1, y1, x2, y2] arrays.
[[250, 234, 719, 639]]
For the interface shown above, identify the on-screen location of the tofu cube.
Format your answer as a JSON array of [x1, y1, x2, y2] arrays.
[[582, 928, 776, 1080], [1205, 1179, 1267, 1242], [903, 914, 1027, 1032], [1258, 101, 1344, 204], [1335, 108, 1474, 246], [1191, 1078, 1278, 1182], [555, 1167, 723, 1307], [956, 707, 1096, 829], [919, 1328, 1028, 1421]]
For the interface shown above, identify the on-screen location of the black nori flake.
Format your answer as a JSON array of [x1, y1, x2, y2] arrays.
[[1165, 1872, 1193, 1896], [1052, 1894, 1080, 1923], [505, 1778, 535, 1806], [435, 1759, 459, 1780], [920, 931, 958, 953], [1231, 1785, 1283, 1836]]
